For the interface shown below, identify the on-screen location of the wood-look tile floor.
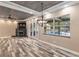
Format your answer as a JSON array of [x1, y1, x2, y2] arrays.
[[0, 37, 54, 57]]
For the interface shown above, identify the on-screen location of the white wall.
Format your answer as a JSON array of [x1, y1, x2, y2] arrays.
[[0, 20, 17, 37], [39, 4, 79, 52], [27, 4, 79, 52]]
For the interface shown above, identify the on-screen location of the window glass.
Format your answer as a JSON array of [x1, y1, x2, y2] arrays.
[[44, 14, 70, 37]]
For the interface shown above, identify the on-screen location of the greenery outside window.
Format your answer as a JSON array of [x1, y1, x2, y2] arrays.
[[44, 14, 70, 37]]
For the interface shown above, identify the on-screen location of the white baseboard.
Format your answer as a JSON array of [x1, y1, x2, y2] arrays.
[[30, 36, 79, 56]]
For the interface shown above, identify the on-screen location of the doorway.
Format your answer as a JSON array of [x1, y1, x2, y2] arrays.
[[16, 21, 27, 37]]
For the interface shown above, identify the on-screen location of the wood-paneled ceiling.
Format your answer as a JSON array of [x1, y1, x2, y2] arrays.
[[12, 1, 62, 12], [0, 1, 63, 20]]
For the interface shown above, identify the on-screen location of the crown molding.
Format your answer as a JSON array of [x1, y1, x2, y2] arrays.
[[42, 1, 79, 13], [0, 1, 40, 15], [26, 1, 79, 20]]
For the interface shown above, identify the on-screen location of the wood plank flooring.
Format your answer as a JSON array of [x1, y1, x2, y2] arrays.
[[0, 37, 54, 57]]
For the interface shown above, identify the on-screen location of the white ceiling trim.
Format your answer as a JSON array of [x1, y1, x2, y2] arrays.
[[35, 1, 71, 16], [26, 2, 78, 17], [42, 1, 79, 13], [0, 1, 79, 20], [25, 1, 79, 20], [0, 1, 40, 15]]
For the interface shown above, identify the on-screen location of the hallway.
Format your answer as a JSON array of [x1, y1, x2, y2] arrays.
[[0, 1, 79, 57]]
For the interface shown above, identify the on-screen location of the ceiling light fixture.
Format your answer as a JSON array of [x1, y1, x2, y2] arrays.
[[37, 2, 47, 27], [41, 2, 44, 27]]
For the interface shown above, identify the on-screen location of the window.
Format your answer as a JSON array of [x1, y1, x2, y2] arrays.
[[44, 14, 70, 37], [30, 23, 32, 36], [30, 23, 36, 36]]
